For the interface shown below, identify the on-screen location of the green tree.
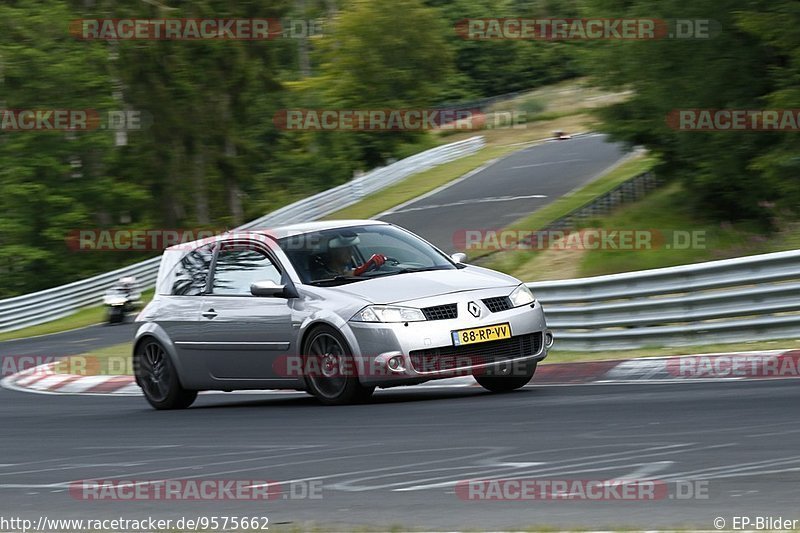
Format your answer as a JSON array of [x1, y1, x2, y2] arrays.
[[426, 0, 583, 98], [0, 1, 148, 296], [311, 0, 456, 167], [581, 0, 796, 222], [737, 0, 800, 215]]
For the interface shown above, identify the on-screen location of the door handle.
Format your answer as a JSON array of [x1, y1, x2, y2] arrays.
[[202, 308, 218, 319]]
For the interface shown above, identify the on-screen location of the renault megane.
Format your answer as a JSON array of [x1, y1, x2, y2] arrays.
[[133, 220, 553, 408]]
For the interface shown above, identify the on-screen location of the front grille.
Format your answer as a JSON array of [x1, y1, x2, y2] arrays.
[[482, 296, 512, 313], [421, 303, 458, 321], [409, 333, 542, 373]]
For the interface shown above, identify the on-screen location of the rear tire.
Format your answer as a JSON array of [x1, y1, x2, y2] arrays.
[[134, 339, 197, 410], [474, 360, 537, 393], [302, 325, 374, 405]]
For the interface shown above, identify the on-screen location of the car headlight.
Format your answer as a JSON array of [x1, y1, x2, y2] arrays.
[[351, 305, 426, 323], [509, 284, 535, 307]]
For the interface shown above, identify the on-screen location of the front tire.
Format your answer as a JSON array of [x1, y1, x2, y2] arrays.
[[302, 326, 374, 405], [474, 360, 537, 393], [134, 339, 197, 410]]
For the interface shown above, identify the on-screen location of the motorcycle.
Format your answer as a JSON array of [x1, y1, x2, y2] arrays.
[[103, 283, 142, 324]]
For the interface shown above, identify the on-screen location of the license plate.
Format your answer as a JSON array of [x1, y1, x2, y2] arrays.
[[451, 323, 512, 346]]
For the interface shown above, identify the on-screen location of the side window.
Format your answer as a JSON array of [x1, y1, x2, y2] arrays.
[[211, 246, 282, 296], [171, 244, 214, 296]]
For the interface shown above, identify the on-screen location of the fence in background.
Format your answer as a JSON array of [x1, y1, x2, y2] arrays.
[[544, 170, 661, 232]]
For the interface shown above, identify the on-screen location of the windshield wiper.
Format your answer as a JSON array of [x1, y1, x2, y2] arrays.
[[367, 266, 451, 278], [309, 275, 363, 286]]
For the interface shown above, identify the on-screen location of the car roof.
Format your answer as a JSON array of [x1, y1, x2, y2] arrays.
[[163, 219, 388, 252], [259, 219, 388, 239]]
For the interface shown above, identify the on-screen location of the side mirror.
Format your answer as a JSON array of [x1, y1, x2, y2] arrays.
[[451, 252, 468, 264], [251, 280, 288, 298]]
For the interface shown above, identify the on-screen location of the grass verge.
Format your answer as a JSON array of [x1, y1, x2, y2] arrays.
[[481, 166, 800, 281], [59, 342, 134, 376], [324, 116, 600, 221], [0, 289, 154, 343], [478, 154, 657, 277], [0, 305, 105, 342], [324, 145, 515, 220], [325, 79, 622, 220], [575, 181, 800, 277]]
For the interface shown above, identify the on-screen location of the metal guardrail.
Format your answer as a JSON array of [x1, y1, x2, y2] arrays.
[[529, 250, 800, 351], [240, 136, 484, 229], [0, 136, 486, 333]]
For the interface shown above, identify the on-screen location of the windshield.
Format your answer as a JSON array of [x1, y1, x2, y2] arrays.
[[278, 225, 456, 286]]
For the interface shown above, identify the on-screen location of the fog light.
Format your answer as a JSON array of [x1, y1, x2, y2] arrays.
[[387, 356, 405, 372], [545, 331, 554, 348]]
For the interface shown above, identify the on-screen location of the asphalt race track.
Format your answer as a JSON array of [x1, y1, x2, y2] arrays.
[[4, 134, 797, 530], [1, 379, 799, 529], [0, 323, 136, 359], [380, 133, 629, 252]]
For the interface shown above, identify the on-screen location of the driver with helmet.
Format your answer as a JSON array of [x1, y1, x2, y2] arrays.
[[315, 233, 386, 278]]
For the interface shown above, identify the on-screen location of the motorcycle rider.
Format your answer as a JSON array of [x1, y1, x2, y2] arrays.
[[118, 276, 138, 294]]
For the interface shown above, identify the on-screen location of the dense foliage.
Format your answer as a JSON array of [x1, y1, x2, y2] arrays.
[[0, 0, 578, 296], [1, 0, 798, 296], [582, 0, 800, 223]]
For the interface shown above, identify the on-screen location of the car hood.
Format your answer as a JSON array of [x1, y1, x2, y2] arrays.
[[333, 266, 520, 304]]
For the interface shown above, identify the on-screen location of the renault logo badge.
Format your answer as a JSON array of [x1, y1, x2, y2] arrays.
[[467, 301, 481, 318]]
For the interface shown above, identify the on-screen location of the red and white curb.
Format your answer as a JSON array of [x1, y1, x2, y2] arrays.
[[1, 362, 142, 396], [2, 349, 799, 397]]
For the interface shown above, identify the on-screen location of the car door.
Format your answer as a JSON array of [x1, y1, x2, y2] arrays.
[[157, 243, 216, 383], [196, 240, 297, 383]]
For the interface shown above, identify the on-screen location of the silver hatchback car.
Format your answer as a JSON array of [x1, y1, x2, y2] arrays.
[[133, 220, 553, 408]]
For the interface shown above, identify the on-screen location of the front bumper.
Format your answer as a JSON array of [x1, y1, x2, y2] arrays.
[[348, 297, 551, 387]]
